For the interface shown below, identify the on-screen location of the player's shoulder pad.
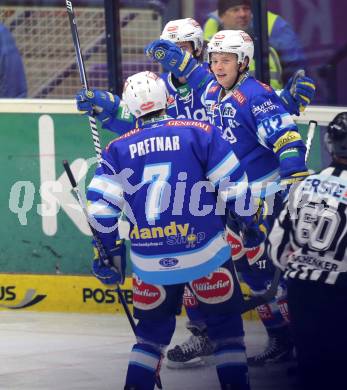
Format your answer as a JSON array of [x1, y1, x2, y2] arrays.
[[166, 119, 212, 133], [105, 127, 144, 151], [255, 79, 274, 93]]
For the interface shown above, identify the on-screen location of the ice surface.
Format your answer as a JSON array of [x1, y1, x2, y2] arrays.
[[0, 312, 298, 389]]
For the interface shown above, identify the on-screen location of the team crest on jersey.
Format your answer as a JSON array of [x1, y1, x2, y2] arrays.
[[132, 275, 166, 310], [190, 267, 234, 304], [231, 90, 246, 105], [222, 103, 237, 118], [182, 286, 198, 308]]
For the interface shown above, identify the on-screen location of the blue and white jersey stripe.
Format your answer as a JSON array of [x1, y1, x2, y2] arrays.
[[219, 173, 248, 202], [129, 347, 159, 372], [130, 232, 230, 285], [207, 150, 240, 186], [215, 349, 247, 368], [88, 175, 123, 201], [88, 200, 121, 219], [256, 112, 296, 147]]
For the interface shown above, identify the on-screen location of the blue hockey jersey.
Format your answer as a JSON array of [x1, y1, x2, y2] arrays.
[[186, 67, 308, 197], [87, 117, 255, 285], [102, 65, 211, 135]]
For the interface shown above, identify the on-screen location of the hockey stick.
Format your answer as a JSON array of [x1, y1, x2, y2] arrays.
[[63, 160, 163, 389], [241, 266, 282, 313], [305, 120, 318, 164], [241, 120, 318, 313], [65, 0, 102, 161], [62, 160, 136, 333]]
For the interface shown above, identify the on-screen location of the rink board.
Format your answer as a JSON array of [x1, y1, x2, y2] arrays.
[[0, 274, 259, 320], [0, 100, 329, 276]]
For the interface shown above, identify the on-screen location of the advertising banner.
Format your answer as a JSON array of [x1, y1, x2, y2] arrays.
[[0, 274, 258, 319], [0, 101, 322, 275]]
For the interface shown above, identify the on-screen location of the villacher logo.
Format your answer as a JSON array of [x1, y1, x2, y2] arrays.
[[0, 287, 46, 310]]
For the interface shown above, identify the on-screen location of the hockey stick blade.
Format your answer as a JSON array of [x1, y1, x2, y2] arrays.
[[241, 266, 282, 313]]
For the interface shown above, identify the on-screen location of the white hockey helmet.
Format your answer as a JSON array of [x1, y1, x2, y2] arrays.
[[160, 18, 204, 52], [122, 71, 167, 118], [207, 30, 254, 64]]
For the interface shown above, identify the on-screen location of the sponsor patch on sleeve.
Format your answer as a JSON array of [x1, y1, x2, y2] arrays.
[[231, 89, 246, 105], [273, 131, 302, 153]]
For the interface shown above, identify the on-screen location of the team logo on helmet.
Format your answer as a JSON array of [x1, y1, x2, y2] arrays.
[[140, 101, 155, 111], [154, 48, 166, 60]]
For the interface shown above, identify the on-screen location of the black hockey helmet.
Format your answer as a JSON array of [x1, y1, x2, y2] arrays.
[[325, 112, 347, 158]]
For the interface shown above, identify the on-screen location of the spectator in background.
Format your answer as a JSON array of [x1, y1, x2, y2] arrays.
[[0, 23, 27, 97], [203, 0, 306, 87]]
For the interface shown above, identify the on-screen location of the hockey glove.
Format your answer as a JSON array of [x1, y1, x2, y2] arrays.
[[280, 171, 310, 201], [280, 171, 310, 187], [243, 223, 267, 250], [226, 200, 268, 250], [145, 39, 198, 78], [92, 239, 126, 286], [75, 89, 120, 124], [280, 70, 316, 116]]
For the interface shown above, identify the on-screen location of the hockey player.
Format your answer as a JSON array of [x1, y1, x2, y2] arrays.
[[76, 18, 315, 137], [267, 112, 347, 390], [144, 29, 311, 368], [87, 70, 267, 390], [75, 19, 315, 369]]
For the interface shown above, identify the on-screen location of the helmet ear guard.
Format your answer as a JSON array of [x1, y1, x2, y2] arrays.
[[122, 71, 168, 118], [325, 112, 347, 159], [207, 30, 254, 66]]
